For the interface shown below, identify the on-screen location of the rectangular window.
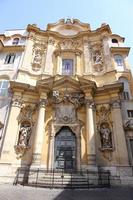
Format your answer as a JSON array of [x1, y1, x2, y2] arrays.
[[122, 91, 129, 100], [127, 110, 133, 118], [4, 53, 16, 64], [0, 81, 9, 96], [62, 59, 73, 75]]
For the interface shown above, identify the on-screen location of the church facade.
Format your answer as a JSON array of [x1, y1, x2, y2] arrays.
[[0, 19, 133, 185]]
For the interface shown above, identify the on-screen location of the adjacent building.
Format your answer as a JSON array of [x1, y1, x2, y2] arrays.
[[0, 19, 133, 185]]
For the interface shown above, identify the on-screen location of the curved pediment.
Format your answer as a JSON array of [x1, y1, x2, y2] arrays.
[[47, 19, 91, 36]]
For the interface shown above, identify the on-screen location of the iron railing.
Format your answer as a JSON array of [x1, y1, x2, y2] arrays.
[[13, 168, 111, 189]]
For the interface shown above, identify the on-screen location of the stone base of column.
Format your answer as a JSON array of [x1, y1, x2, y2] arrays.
[[30, 153, 41, 168], [87, 154, 96, 166]]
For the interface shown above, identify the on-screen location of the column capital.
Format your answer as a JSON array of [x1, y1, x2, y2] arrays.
[[111, 100, 121, 109], [39, 99, 48, 108], [11, 98, 23, 108], [85, 98, 95, 109]]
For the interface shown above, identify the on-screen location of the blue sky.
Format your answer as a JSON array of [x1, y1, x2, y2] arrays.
[[0, 0, 133, 70]]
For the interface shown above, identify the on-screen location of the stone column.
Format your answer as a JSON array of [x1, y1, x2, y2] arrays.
[[86, 100, 96, 166], [1, 97, 22, 162], [48, 124, 55, 170], [32, 98, 47, 167], [56, 53, 61, 75], [111, 101, 129, 165]]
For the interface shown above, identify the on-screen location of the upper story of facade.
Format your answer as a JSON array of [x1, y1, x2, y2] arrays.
[[0, 19, 133, 102], [14, 19, 132, 87]]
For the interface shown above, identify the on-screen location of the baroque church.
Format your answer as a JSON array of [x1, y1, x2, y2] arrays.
[[0, 19, 133, 185]]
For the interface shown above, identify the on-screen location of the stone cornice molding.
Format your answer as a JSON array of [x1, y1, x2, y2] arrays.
[[78, 76, 97, 95], [0, 45, 25, 52], [27, 23, 111, 40], [95, 82, 123, 96], [10, 81, 31, 93], [110, 47, 130, 56]]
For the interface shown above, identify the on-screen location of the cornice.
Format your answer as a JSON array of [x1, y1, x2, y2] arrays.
[[110, 47, 130, 55], [1, 45, 25, 52], [47, 18, 91, 31], [27, 24, 111, 40], [95, 82, 123, 96], [10, 80, 31, 92]]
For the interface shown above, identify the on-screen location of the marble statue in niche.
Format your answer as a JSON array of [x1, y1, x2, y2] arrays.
[[17, 123, 32, 147], [99, 122, 112, 149]]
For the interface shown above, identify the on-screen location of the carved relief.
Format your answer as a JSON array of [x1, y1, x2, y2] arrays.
[[14, 105, 36, 158], [96, 104, 110, 122], [32, 38, 47, 71], [91, 42, 104, 72], [17, 104, 36, 123], [50, 90, 85, 108], [56, 39, 82, 51], [54, 104, 76, 124]]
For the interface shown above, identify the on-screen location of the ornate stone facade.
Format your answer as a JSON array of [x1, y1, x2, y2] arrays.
[[0, 19, 133, 185]]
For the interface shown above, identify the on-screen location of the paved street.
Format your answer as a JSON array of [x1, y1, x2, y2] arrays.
[[0, 185, 133, 200]]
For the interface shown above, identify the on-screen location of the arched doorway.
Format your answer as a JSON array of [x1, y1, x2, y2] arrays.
[[54, 126, 76, 170]]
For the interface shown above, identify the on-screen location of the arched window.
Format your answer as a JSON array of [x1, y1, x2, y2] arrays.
[[112, 38, 118, 43], [4, 53, 16, 64], [12, 38, 19, 45], [0, 80, 9, 96], [114, 55, 124, 67]]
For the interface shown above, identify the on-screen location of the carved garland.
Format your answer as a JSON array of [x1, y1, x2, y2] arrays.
[[32, 39, 47, 71]]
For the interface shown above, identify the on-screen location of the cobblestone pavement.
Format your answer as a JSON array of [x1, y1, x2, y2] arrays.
[[0, 185, 133, 200]]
